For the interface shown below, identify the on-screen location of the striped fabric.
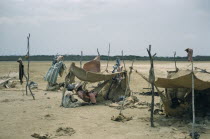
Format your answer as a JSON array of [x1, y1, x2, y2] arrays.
[[44, 61, 64, 84]]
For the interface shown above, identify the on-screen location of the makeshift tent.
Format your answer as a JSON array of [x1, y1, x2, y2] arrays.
[[61, 62, 130, 106], [154, 70, 210, 116], [155, 70, 210, 90]]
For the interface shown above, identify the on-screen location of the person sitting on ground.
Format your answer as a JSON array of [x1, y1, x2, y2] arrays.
[[67, 83, 98, 104]]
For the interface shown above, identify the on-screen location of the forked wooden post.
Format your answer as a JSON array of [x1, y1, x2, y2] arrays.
[[25, 33, 35, 100], [147, 44, 156, 127]]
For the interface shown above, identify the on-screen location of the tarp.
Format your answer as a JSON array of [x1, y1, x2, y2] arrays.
[[69, 63, 125, 83], [155, 70, 210, 90], [83, 56, 100, 72]]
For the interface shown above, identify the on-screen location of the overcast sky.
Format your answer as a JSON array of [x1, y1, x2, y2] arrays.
[[0, 0, 209, 56]]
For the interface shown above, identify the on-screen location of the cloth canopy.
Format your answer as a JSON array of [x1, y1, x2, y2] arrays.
[[155, 70, 210, 90], [69, 62, 125, 83]]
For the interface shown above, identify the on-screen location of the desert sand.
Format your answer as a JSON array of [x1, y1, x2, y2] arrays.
[[0, 61, 210, 139]]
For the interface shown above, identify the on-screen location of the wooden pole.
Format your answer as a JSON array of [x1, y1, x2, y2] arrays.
[[105, 43, 111, 72], [192, 60, 195, 139], [26, 34, 30, 95], [27, 34, 30, 82], [174, 51, 178, 71], [130, 59, 135, 96], [119, 68, 132, 114], [26, 33, 35, 100], [121, 50, 126, 71], [97, 48, 100, 56], [147, 44, 156, 127], [131, 59, 135, 68], [185, 48, 195, 138], [80, 51, 83, 68]]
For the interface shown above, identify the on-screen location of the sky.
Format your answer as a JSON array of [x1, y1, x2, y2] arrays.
[[0, 0, 209, 56]]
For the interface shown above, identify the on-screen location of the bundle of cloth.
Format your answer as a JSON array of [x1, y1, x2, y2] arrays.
[[44, 55, 66, 91]]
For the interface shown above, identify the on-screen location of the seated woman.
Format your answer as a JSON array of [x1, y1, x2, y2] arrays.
[[67, 83, 97, 104]]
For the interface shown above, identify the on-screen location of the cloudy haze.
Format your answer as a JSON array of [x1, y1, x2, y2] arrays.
[[0, 0, 209, 56]]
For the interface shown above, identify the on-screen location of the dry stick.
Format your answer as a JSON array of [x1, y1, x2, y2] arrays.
[[130, 59, 135, 96], [174, 51, 178, 71], [80, 51, 83, 68], [24, 73, 35, 100], [22, 84, 24, 96], [97, 48, 100, 56], [105, 43, 111, 72], [191, 60, 195, 139], [121, 50, 126, 71], [131, 59, 135, 68], [26, 34, 30, 95], [147, 44, 156, 127], [26, 34, 35, 100]]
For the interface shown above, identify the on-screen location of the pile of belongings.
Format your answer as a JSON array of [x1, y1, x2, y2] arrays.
[[62, 93, 81, 108], [29, 81, 38, 89], [0, 72, 18, 89], [44, 55, 66, 91], [108, 96, 150, 109]]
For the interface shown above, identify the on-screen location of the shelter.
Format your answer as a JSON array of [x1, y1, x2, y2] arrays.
[[61, 62, 130, 106], [155, 70, 210, 116]]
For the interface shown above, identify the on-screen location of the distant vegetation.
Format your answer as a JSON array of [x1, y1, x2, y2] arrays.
[[0, 55, 210, 61]]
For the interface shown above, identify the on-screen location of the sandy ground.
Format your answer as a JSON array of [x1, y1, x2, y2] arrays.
[[0, 61, 210, 139]]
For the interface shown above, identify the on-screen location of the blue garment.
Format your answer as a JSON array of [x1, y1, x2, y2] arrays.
[[44, 61, 64, 84]]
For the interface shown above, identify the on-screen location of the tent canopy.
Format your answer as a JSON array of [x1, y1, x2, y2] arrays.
[[155, 70, 210, 90], [69, 62, 125, 83]]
